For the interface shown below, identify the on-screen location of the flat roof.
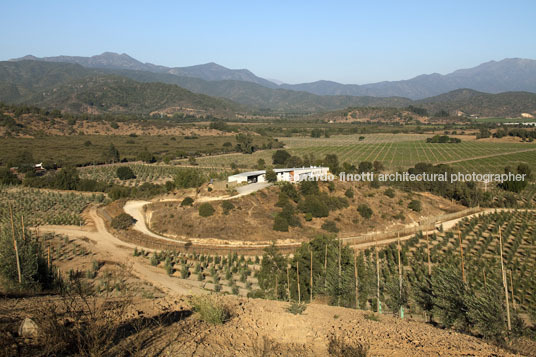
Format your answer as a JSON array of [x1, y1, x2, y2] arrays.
[[228, 167, 328, 178]]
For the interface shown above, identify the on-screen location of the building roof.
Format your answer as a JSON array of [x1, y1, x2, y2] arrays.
[[228, 167, 328, 179]]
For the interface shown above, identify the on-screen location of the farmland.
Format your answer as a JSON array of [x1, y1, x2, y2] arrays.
[[0, 134, 272, 167], [383, 209, 536, 313], [79, 163, 230, 186], [0, 186, 106, 225], [191, 133, 536, 174], [135, 249, 260, 296]]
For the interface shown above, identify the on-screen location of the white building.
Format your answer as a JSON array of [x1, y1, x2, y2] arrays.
[[228, 167, 329, 184]]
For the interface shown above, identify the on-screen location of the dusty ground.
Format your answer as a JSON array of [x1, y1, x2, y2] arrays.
[[147, 181, 464, 244], [0, 292, 526, 357], [3, 206, 533, 356]]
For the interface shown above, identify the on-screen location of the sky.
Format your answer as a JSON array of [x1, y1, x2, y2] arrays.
[[1, 0, 535, 84]]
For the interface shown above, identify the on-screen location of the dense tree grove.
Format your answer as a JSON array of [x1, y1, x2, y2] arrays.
[[0, 212, 61, 291], [257, 222, 532, 344]]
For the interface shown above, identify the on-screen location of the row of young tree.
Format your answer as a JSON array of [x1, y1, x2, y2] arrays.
[[257, 234, 532, 343], [0, 206, 61, 292]]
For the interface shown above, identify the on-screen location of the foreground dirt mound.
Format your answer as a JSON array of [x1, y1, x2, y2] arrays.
[[129, 296, 516, 356], [0, 293, 524, 356]]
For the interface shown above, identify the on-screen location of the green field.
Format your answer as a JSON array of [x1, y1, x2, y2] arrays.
[[0, 135, 270, 167], [0, 186, 106, 226], [191, 134, 536, 174], [79, 163, 230, 186], [473, 117, 536, 124]]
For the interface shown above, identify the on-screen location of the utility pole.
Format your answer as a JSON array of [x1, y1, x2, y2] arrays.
[[9, 204, 22, 284], [375, 242, 381, 314], [286, 264, 291, 302], [509, 270, 516, 310], [499, 228, 511, 331], [354, 252, 359, 309], [338, 237, 342, 306], [458, 231, 466, 283], [398, 235, 404, 319], [310, 248, 313, 303], [426, 233, 432, 276], [297, 260, 301, 304], [324, 243, 328, 289]]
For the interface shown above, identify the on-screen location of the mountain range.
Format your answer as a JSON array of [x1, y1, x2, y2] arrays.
[[11, 52, 536, 99], [1, 53, 536, 116]]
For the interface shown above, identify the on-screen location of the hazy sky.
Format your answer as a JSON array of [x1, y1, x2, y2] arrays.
[[1, 0, 535, 84]]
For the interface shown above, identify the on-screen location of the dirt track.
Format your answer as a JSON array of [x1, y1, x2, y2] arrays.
[[38, 206, 206, 296]]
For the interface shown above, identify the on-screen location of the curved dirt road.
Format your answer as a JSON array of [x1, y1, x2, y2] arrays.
[[39, 206, 206, 296]]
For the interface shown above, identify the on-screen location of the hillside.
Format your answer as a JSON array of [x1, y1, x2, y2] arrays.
[[147, 181, 463, 244], [12, 52, 279, 88], [2, 60, 536, 116], [12, 53, 536, 100], [0, 61, 239, 116], [417, 89, 536, 117], [278, 58, 536, 99]]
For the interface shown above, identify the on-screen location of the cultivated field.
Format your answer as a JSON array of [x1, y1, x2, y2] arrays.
[[79, 163, 229, 186], [191, 133, 536, 174], [382, 209, 536, 313], [0, 186, 106, 225]]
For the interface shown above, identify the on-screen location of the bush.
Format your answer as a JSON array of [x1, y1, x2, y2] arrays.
[[298, 195, 329, 218], [174, 168, 205, 188], [286, 302, 307, 315], [0, 167, 20, 185], [273, 215, 289, 232], [328, 335, 369, 357], [111, 213, 136, 230], [408, 200, 422, 212], [116, 166, 136, 180], [181, 197, 194, 206], [321, 220, 339, 233], [190, 295, 230, 325], [221, 200, 235, 214], [199, 203, 215, 217], [344, 188, 354, 199], [272, 150, 291, 165], [265, 167, 277, 182], [357, 204, 373, 219], [384, 188, 395, 198]]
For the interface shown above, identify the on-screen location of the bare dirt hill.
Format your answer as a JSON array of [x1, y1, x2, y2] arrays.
[[148, 181, 463, 244]]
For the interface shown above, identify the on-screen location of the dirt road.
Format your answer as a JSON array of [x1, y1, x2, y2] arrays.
[[38, 206, 206, 296]]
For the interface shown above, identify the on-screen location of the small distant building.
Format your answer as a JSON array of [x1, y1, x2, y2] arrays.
[[228, 167, 329, 184], [521, 113, 534, 119], [34, 162, 46, 175]]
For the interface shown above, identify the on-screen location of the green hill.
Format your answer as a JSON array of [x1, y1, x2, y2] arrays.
[[0, 61, 239, 116]]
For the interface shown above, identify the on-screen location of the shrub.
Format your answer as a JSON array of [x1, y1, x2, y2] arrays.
[[408, 200, 422, 212], [273, 215, 289, 232], [265, 167, 277, 182], [298, 195, 329, 218], [199, 203, 215, 217], [111, 213, 136, 230], [322, 220, 339, 233], [174, 168, 205, 188], [328, 335, 369, 357], [357, 204, 373, 219], [344, 188, 354, 199], [221, 200, 235, 214], [286, 302, 307, 315], [272, 150, 291, 165], [181, 197, 194, 206], [150, 254, 159, 266], [190, 295, 230, 324], [384, 188, 395, 198], [116, 166, 136, 180], [304, 212, 313, 221]]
